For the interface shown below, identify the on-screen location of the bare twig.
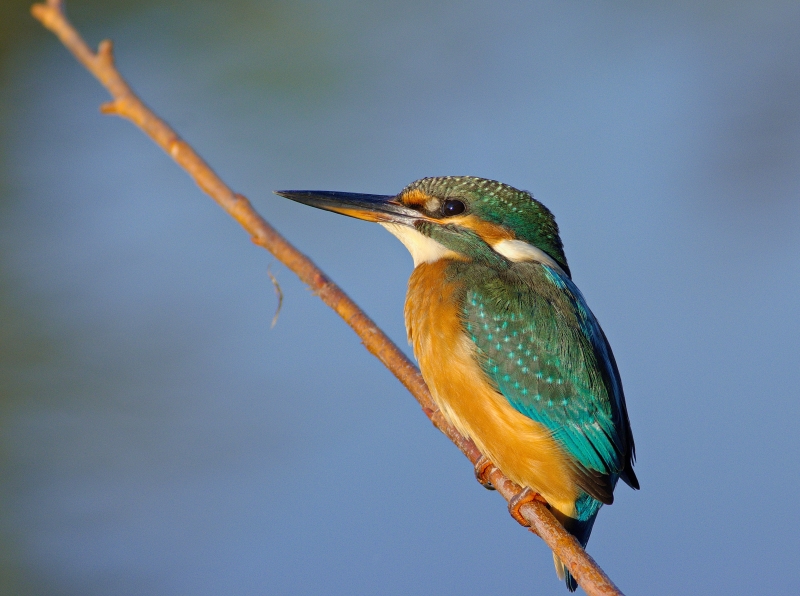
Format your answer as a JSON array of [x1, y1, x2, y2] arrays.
[[30, 2, 625, 594], [267, 266, 283, 329]]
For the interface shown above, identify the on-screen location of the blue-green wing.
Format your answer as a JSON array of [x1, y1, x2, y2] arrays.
[[462, 263, 635, 501]]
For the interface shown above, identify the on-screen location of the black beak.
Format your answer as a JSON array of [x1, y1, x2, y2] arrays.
[[274, 190, 421, 225]]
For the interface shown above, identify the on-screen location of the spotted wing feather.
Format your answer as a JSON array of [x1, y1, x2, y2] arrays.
[[461, 262, 637, 502]]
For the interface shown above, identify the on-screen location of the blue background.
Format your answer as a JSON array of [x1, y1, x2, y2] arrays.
[[1, 1, 799, 594]]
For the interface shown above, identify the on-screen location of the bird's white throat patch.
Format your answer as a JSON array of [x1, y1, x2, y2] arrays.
[[379, 223, 456, 267]]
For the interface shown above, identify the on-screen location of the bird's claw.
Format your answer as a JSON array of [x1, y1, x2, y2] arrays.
[[474, 455, 496, 490], [508, 487, 546, 527]]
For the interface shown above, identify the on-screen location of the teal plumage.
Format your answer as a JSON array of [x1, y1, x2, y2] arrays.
[[455, 258, 636, 590], [462, 262, 633, 492]]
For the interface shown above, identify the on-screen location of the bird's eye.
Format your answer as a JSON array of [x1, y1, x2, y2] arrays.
[[442, 199, 465, 217]]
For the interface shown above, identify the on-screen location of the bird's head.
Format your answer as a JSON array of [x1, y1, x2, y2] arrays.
[[275, 176, 570, 277]]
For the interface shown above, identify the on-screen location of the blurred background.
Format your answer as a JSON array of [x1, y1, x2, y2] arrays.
[[2, 1, 799, 594]]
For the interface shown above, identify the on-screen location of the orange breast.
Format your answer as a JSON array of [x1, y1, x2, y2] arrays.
[[405, 261, 582, 516]]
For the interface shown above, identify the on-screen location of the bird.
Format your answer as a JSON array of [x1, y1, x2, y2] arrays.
[[275, 176, 638, 591]]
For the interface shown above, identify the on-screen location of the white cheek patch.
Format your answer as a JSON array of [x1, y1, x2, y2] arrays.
[[493, 239, 565, 273], [380, 223, 456, 267]]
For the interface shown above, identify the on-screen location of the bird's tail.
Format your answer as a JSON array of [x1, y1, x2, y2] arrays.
[[553, 554, 578, 592], [549, 508, 598, 592]]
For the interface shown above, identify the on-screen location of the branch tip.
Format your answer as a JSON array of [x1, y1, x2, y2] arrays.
[[99, 101, 118, 114], [98, 39, 114, 64], [31, 0, 63, 25], [30, 3, 53, 25]]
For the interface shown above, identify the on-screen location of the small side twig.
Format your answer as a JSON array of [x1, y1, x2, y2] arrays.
[[30, 2, 625, 594], [267, 267, 283, 329]]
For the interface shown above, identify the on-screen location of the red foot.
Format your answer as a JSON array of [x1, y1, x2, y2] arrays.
[[474, 455, 496, 490], [508, 487, 547, 527]]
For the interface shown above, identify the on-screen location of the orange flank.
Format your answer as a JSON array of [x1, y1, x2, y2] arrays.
[[405, 260, 582, 518]]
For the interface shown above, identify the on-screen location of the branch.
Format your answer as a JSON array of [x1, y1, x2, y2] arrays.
[[30, 2, 624, 594]]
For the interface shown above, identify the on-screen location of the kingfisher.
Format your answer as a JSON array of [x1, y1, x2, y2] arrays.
[[276, 176, 638, 591]]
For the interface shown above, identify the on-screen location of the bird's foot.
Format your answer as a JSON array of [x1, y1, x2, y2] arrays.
[[508, 487, 547, 527], [474, 455, 496, 490]]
